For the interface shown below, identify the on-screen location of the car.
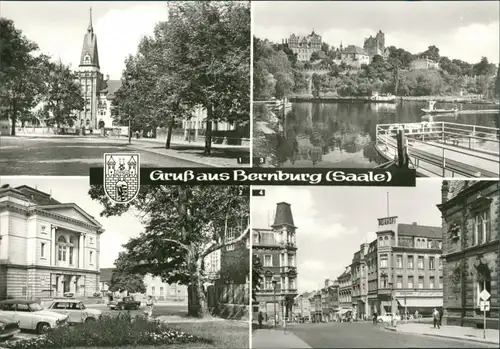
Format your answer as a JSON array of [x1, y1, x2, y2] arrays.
[[0, 299, 68, 334], [108, 296, 141, 311], [377, 313, 401, 323], [0, 314, 20, 341], [47, 299, 102, 324]]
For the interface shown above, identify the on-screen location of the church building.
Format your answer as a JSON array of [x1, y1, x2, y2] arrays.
[[77, 9, 121, 131]]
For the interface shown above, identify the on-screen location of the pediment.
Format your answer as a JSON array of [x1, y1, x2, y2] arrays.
[[38, 204, 102, 228]]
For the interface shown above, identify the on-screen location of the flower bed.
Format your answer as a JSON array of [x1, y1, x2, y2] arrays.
[[2, 314, 210, 349]]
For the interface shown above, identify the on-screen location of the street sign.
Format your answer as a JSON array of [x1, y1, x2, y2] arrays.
[[480, 301, 490, 311], [479, 289, 490, 301]]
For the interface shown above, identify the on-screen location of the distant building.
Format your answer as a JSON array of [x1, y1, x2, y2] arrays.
[[252, 202, 298, 321], [0, 185, 103, 300], [285, 31, 322, 61], [363, 30, 388, 62], [293, 291, 312, 320], [366, 239, 379, 316], [352, 243, 370, 319], [438, 181, 499, 329], [340, 45, 370, 69], [337, 266, 352, 319], [321, 278, 339, 322], [410, 57, 440, 70]]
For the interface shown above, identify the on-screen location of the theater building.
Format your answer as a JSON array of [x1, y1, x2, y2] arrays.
[[252, 202, 298, 321], [0, 185, 103, 300], [438, 181, 499, 329]]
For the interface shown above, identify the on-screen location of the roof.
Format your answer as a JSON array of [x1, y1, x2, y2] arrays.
[[100, 79, 122, 99], [397, 223, 441, 239], [272, 202, 296, 227], [342, 45, 368, 55], [0, 299, 37, 304], [51, 299, 82, 303], [100, 268, 116, 283], [79, 9, 99, 68], [14, 185, 61, 205]]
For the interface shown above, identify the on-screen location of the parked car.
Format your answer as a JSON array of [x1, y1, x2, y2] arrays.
[[108, 296, 141, 310], [0, 300, 68, 334], [377, 313, 401, 324], [63, 292, 74, 298], [0, 314, 20, 341], [47, 299, 102, 324]]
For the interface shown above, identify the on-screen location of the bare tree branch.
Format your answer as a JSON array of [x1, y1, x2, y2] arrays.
[[163, 238, 190, 253], [201, 224, 249, 258]]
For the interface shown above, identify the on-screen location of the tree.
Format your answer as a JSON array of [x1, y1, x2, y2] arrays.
[[472, 57, 497, 77], [108, 252, 147, 294], [310, 51, 320, 61], [494, 65, 500, 98], [252, 254, 263, 303], [88, 185, 249, 318], [38, 61, 84, 129], [420, 45, 440, 62], [0, 18, 46, 135]]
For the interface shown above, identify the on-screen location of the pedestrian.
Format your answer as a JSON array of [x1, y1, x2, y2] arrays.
[[373, 312, 378, 324], [144, 295, 154, 319], [432, 308, 440, 329], [414, 310, 419, 320], [258, 311, 263, 329]]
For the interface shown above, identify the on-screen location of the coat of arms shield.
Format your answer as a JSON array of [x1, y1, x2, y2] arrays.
[[103, 153, 140, 204]]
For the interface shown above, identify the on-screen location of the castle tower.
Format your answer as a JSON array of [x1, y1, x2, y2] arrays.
[[77, 7, 104, 130]]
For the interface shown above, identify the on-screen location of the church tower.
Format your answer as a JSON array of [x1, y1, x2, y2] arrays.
[[77, 8, 103, 130]]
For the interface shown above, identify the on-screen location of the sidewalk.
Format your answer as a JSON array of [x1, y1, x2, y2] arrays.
[[252, 329, 312, 349], [385, 323, 499, 345]]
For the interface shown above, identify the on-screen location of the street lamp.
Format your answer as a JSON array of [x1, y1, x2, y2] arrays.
[[272, 280, 277, 328]]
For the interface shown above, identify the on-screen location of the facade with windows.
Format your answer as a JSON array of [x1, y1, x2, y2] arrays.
[[375, 217, 443, 317], [143, 274, 187, 302], [337, 266, 352, 318], [253, 202, 298, 321], [438, 181, 499, 329], [0, 185, 102, 300], [285, 31, 322, 62]]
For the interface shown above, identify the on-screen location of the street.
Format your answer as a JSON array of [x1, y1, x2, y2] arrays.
[[255, 322, 496, 348], [1, 303, 188, 343], [0, 136, 207, 175]]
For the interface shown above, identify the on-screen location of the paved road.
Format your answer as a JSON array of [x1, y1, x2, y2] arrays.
[[286, 322, 496, 348], [0, 137, 206, 175], [1, 303, 188, 343]]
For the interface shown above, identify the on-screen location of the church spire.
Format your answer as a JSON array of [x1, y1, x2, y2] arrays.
[[88, 7, 93, 33]]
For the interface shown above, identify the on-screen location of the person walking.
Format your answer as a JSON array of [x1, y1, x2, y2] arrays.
[[258, 311, 264, 329], [145, 295, 154, 319], [373, 312, 378, 324], [433, 308, 440, 329]]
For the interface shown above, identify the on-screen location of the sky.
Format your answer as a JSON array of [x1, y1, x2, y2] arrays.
[[1, 1, 169, 79], [251, 179, 443, 294], [0, 177, 143, 268], [253, 1, 500, 65]]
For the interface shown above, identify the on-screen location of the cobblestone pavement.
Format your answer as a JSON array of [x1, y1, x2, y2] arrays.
[[282, 322, 497, 348], [0, 136, 207, 175]]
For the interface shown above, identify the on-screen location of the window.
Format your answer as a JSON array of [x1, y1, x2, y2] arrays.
[[430, 276, 435, 289], [41, 243, 46, 258], [396, 276, 403, 288], [69, 247, 74, 265], [17, 304, 30, 312], [380, 255, 388, 268], [89, 251, 93, 265], [407, 256, 414, 269], [152, 286, 156, 295], [378, 237, 383, 246], [396, 255, 403, 268], [263, 255, 272, 267], [473, 210, 490, 245], [439, 258, 443, 269], [53, 302, 68, 310], [264, 277, 272, 290], [418, 276, 424, 289], [58, 236, 67, 262], [408, 276, 414, 289], [439, 276, 443, 288], [418, 256, 424, 269], [384, 236, 389, 246], [89, 237, 94, 244], [416, 239, 420, 248], [160, 287, 164, 298], [429, 257, 435, 270]]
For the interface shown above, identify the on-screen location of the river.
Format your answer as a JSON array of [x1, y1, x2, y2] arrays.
[[261, 100, 499, 168]]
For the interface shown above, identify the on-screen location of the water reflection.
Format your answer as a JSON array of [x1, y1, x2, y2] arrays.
[[275, 101, 499, 167]]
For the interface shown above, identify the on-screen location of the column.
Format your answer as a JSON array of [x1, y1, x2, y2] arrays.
[[51, 226, 56, 266], [79, 234, 85, 269]]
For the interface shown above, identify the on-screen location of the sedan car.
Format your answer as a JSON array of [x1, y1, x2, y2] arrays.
[[0, 299, 68, 334], [108, 296, 141, 310], [47, 299, 101, 324], [0, 315, 20, 341], [377, 313, 401, 323]]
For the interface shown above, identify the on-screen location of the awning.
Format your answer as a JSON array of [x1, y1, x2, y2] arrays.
[[339, 308, 352, 315], [400, 298, 443, 308]]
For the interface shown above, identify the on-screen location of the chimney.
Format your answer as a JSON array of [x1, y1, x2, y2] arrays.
[[272, 202, 295, 228], [441, 180, 449, 204]]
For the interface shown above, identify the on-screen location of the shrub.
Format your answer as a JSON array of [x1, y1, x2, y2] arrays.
[[3, 313, 209, 349]]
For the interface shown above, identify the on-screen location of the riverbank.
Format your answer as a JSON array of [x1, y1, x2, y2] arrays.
[[289, 94, 499, 105]]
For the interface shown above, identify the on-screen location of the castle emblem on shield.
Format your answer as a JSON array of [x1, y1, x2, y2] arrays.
[[104, 153, 140, 204]]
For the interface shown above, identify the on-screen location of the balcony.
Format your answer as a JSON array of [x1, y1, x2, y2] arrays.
[[280, 266, 297, 276]]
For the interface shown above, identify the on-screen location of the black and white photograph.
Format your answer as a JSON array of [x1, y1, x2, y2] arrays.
[[0, 177, 250, 348], [252, 1, 499, 178], [0, 1, 250, 174], [250, 181, 499, 348]]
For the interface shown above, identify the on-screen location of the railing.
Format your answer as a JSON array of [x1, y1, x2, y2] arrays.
[[375, 121, 499, 178], [280, 266, 297, 275]]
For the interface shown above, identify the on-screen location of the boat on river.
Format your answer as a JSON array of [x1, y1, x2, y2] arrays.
[[370, 92, 396, 102], [421, 100, 458, 114]]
